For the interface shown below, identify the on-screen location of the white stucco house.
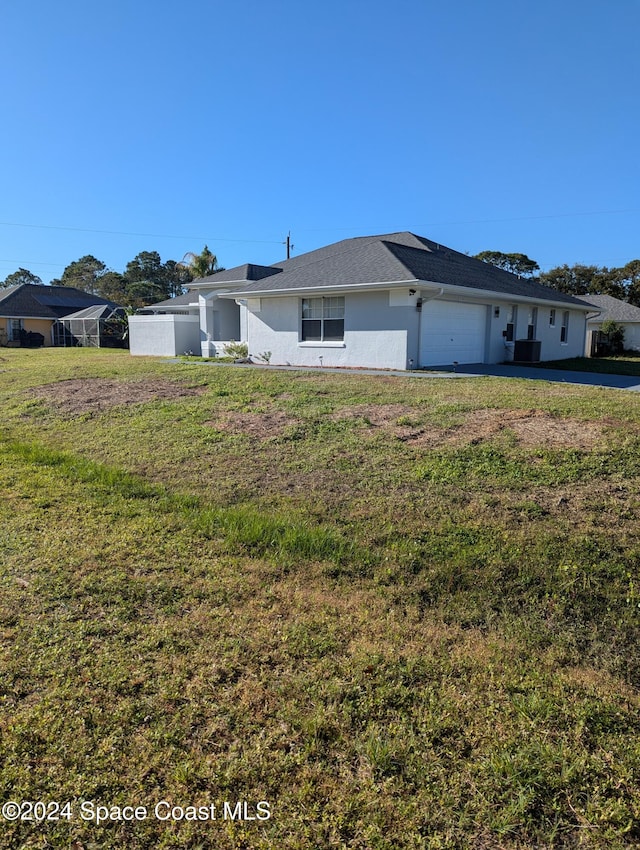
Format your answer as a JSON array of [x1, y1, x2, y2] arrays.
[[129, 232, 593, 369], [580, 293, 640, 354]]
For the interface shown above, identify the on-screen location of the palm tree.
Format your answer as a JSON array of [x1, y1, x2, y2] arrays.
[[179, 245, 223, 279]]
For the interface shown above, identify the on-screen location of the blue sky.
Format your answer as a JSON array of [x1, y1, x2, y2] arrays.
[[1, 0, 639, 284]]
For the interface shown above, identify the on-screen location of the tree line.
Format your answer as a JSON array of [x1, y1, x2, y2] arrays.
[[474, 250, 640, 305], [0, 246, 223, 309], [3, 245, 639, 308]]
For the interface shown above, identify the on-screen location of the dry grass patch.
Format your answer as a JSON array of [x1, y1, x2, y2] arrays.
[[560, 666, 640, 702], [206, 409, 297, 438], [460, 408, 606, 449], [29, 377, 206, 415], [333, 404, 608, 449]]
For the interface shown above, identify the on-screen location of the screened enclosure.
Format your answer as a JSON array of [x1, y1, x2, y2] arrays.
[[53, 305, 128, 348]]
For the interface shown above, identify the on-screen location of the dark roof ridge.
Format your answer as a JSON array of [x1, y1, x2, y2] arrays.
[[0, 282, 118, 318], [0, 284, 22, 301], [270, 232, 424, 278], [194, 262, 281, 284]]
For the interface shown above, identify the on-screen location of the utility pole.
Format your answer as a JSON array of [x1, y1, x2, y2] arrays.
[[284, 231, 294, 260]]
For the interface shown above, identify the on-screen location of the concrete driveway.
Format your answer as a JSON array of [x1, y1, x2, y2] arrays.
[[455, 363, 640, 391], [173, 358, 640, 391]]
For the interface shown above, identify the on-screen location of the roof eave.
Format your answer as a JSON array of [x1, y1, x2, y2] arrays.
[[187, 280, 250, 291], [0, 313, 56, 320], [218, 278, 594, 310], [219, 279, 422, 299], [420, 281, 594, 311]]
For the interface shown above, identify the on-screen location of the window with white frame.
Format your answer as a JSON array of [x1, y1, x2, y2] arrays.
[[560, 311, 569, 343], [505, 305, 517, 341], [301, 296, 345, 341], [527, 307, 538, 340], [8, 319, 23, 341], [549, 308, 556, 327]]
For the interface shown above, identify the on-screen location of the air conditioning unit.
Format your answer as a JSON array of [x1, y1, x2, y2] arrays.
[[513, 339, 541, 362]]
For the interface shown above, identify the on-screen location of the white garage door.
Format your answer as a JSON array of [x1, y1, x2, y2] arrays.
[[420, 300, 487, 366]]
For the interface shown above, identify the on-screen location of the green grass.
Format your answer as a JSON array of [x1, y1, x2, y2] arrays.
[[0, 348, 639, 849], [536, 355, 640, 376]]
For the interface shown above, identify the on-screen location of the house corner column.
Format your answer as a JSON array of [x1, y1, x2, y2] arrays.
[[199, 293, 217, 356]]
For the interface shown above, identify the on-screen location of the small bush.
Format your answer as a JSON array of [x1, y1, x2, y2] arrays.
[[600, 319, 625, 353], [224, 341, 249, 359]]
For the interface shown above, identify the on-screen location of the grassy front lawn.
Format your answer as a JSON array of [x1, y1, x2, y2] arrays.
[[1, 348, 639, 849], [537, 355, 640, 376]]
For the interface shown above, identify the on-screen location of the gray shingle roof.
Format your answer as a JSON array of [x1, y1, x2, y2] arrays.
[[385, 241, 590, 305], [194, 263, 281, 284], [269, 232, 435, 273], [148, 266, 282, 309], [0, 284, 117, 318], [234, 241, 415, 292], [579, 294, 640, 323], [146, 290, 198, 309], [212, 232, 592, 307]]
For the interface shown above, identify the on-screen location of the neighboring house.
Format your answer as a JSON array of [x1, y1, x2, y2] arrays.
[[580, 294, 640, 353], [0, 284, 120, 347], [129, 232, 593, 369]]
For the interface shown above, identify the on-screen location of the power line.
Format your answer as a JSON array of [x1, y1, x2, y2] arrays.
[[292, 208, 640, 235], [1, 213, 638, 278], [0, 258, 66, 269], [0, 219, 283, 245], [2, 208, 638, 243], [414, 209, 640, 229]]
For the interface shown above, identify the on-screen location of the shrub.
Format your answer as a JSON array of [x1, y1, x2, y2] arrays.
[[224, 341, 249, 359], [600, 319, 625, 352]]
